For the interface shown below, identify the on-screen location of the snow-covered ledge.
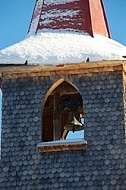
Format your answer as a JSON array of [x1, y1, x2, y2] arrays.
[[37, 139, 88, 153]]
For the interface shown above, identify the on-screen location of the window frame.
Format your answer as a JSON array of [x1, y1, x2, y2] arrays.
[[38, 79, 87, 152]]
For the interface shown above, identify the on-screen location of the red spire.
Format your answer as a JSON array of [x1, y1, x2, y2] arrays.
[[28, 0, 110, 38]]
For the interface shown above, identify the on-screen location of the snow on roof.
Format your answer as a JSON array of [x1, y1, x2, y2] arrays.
[[0, 30, 126, 65]]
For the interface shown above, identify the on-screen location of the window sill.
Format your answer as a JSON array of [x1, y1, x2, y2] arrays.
[[37, 138, 88, 153]]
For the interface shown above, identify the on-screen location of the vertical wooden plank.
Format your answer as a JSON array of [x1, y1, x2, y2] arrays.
[[42, 107, 53, 142], [53, 93, 61, 140]]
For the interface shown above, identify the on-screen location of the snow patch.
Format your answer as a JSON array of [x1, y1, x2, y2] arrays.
[[45, 0, 79, 6], [28, 0, 44, 35], [0, 30, 126, 65], [41, 9, 80, 26]]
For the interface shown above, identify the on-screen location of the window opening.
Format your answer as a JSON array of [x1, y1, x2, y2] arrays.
[[42, 80, 84, 142], [61, 107, 84, 140]]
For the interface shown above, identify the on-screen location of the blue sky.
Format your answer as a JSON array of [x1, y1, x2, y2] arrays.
[[0, 0, 126, 50], [0, 0, 126, 137], [0, 0, 36, 50]]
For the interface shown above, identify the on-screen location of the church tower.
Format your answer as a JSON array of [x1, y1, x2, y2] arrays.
[[0, 1, 126, 190], [28, 0, 111, 38]]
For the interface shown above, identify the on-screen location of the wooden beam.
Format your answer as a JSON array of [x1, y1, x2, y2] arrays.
[[53, 93, 61, 140]]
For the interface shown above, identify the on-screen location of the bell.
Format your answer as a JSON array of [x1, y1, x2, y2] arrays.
[[64, 116, 84, 132], [60, 110, 84, 140]]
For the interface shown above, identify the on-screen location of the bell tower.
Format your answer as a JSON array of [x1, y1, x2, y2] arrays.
[[28, 0, 110, 38]]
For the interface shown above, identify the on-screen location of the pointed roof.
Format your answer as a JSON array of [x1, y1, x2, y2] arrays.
[[28, 0, 110, 38], [0, 0, 126, 65]]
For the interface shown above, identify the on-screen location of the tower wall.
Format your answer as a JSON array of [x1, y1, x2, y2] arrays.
[[0, 70, 126, 189]]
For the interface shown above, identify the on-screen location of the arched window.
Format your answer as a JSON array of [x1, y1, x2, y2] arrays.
[[42, 79, 84, 142]]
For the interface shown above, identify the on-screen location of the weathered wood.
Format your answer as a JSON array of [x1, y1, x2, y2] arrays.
[[37, 140, 88, 153], [53, 93, 61, 140], [0, 60, 124, 78]]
